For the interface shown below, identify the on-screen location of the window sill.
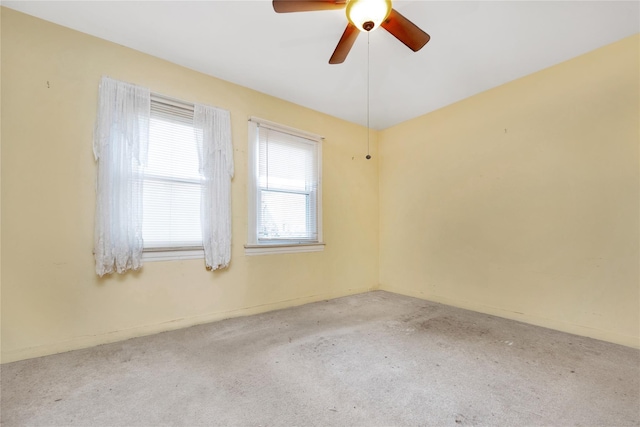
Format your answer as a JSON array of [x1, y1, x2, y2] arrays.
[[143, 247, 204, 262], [244, 243, 325, 256]]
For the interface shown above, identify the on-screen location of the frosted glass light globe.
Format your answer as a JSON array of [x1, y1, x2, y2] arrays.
[[346, 0, 392, 32]]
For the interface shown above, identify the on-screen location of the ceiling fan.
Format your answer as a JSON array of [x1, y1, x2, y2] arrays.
[[273, 0, 431, 64]]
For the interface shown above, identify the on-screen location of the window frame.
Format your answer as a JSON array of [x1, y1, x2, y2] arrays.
[[245, 117, 324, 256], [142, 94, 205, 262]]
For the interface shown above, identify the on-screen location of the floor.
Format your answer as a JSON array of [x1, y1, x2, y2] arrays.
[[1, 291, 639, 426]]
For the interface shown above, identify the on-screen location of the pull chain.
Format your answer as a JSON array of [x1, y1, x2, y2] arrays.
[[366, 31, 371, 160]]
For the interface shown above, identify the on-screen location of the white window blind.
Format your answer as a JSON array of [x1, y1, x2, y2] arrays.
[[142, 98, 203, 249], [254, 122, 321, 244]]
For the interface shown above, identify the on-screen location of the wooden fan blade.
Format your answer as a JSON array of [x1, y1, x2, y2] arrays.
[[381, 8, 430, 52], [329, 23, 359, 64], [273, 0, 346, 13]]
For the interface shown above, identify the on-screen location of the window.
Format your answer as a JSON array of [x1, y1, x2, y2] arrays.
[[142, 95, 235, 266], [246, 118, 324, 255], [142, 96, 203, 260], [93, 76, 233, 275]]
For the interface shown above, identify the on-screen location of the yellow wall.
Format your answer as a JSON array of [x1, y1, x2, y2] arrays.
[[0, 8, 379, 363], [379, 34, 640, 348], [2, 8, 638, 363]]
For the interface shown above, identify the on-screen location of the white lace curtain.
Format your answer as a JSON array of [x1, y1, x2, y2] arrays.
[[94, 77, 150, 277], [93, 76, 234, 276], [194, 105, 234, 270]]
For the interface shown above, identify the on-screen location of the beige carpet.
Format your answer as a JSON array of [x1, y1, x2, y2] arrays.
[[1, 291, 639, 426]]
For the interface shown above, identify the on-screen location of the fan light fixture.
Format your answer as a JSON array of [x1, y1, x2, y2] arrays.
[[273, 0, 431, 64], [346, 0, 392, 32]]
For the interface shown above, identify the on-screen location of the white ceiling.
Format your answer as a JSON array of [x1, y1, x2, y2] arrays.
[[4, 1, 639, 129]]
